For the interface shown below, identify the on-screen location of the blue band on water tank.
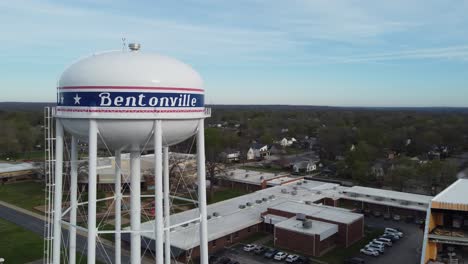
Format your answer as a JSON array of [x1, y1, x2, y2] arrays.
[[57, 92, 204, 108]]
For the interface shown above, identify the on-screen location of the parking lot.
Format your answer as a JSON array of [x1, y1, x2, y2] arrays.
[[356, 216, 425, 264], [211, 215, 425, 264]]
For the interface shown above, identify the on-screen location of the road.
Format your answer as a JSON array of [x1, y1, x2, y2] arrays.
[[0, 203, 131, 263]]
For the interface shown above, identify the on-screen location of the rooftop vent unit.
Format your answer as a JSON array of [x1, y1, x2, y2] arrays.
[[305, 201, 312, 205], [316, 191, 322, 194], [293, 186, 298, 190], [303, 180, 308, 183], [297, 182, 302, 185], [246, 202, 253, 207], [374, 197, 383, 201], [239, 204, 246, 209], [303, 220, 312, 229], [296, 213, 306, 221], [230, 172, 234, 176], [262, 197, 268, 202], [274, 172, 279, 176], [269, 195, 276, 200], [207, 215, 212, 220], [245, 174, 249, 178], [333, 186, 337, 190], [213, 212, 220, 217], [281, 188, 288, 193], [291, 190, 298, 195], [260, 176, 264, 180], [256, 200, 262, 204], [400, 201, 409, 205]]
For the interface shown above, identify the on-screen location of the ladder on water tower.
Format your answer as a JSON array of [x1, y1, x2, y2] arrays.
[[43, 107, 55, 264]]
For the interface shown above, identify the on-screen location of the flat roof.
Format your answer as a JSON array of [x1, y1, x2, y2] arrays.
[[432, 179, 468, 210], [0, 162, 36, 174], [266, 176, 301, 186], [275, 218, 338, 241], [269, 201, 362, 224], [221, 169, 289, 185], [137, 178, 433, 251], [343, 186, 432, 206]]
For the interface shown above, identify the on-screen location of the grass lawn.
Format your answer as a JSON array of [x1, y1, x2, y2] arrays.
[[209, 188, 249, 204], [315, 226, 384, 264], [0, 217, 44, 263], [0, 181, 45, 212]]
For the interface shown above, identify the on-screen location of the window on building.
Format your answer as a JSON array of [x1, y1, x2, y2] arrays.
[[247, 227, 251, 233], [234, 232, 239, 238], [211, 240, 217, 247]]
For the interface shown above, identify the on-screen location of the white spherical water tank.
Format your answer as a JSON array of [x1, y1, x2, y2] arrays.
[[55, 44, 206, 151]]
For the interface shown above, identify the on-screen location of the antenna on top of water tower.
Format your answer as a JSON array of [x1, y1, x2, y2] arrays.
[[121, 37, 127, 52]]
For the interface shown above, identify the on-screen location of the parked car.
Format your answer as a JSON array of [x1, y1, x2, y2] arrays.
[[274, 252, 288, 261], [243, 244, 257, 252], [286, 254, 299, 263], [254, 246, 266, 255], [393, 214, 401, 221], [344, 257, 365, 264], [217, 257, 231, 264], [366, 244, 384, 254], [415, 218, 425, 225], [385, 227, 403, 237], [383, 213, 391, 220], [294, 256, 310, 264], [371, 239, 387, 248], [360, 248, 379, 256], [376, 237, 392, 246], [209, 255, 218, 264], [264, 249, 279, 259], [405, 215, 415, 223], [381, 234, 399, 242]]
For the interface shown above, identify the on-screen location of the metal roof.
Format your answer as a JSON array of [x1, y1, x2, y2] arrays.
[[432, 179, 468, 207]]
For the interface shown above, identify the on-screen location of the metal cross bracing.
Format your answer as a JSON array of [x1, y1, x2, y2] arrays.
[[43, 107, 55, 264]]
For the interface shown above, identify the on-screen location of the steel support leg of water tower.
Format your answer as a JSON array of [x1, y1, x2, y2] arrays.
[[115, 150, 122, 264], [88, 119, 98, 264], [163, 146, 171, 264], [52, 119, 64, 264], [154, 120, 164, 264], [131, 151, 142, 264], [197, 119, 209, 264], [69, 136, 78, 264]]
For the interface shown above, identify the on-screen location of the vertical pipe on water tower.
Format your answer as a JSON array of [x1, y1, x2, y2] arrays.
[[52, 120, 63, 264], [154, 120, 163, 264], [115, 150, 122, 264], [88, 120, 98, 264], [163, 147, 170, 264], [197, 119, 209, 264], [130, 151, 141, 264], [69, 136, 78, 264]]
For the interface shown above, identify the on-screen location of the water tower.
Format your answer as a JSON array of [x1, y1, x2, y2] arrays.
[[51, 43, 211, 264]]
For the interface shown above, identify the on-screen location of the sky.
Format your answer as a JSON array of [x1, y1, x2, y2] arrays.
[[1, 0, 468, 107]]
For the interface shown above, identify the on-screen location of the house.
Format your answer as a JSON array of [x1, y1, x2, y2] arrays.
[[246, 143, 270, 161], [292, 160, 317, 175], [221, 150, 241, 163], [279, 137, 297, 147]]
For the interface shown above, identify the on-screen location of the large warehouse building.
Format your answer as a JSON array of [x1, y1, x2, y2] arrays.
[[421, 179, 468, 264]]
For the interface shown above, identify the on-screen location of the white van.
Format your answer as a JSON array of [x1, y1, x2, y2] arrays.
[[371, 239, 387, 247], [376, 237, 392, 246], [385, 227, 403, 237]]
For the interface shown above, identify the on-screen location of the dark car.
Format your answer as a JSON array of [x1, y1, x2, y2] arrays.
[[344, 257, 365, 264], [209, 255, 218, 264], [254, 246, 266, 255], [294, 256, 310, 264], [383, 213, 391, 220], [217, 257, 231, 264], [264, 249, 279, 258]]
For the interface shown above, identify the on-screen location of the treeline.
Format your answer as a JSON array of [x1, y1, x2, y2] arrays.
[[0, 111, 44, 160]]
